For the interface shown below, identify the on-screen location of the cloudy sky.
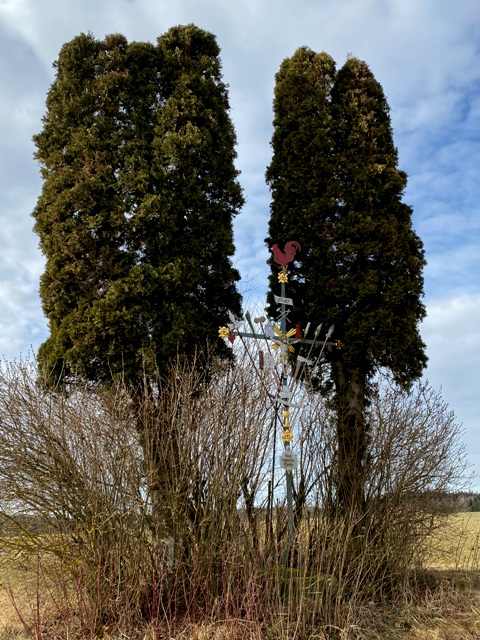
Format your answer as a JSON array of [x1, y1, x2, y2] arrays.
[[1, 0, 480, 486]]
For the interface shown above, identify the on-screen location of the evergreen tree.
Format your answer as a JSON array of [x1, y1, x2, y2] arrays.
[[266, 52, 427, 515], [33, 26, 243, 386]]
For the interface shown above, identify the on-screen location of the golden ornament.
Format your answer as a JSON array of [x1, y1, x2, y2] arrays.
[[218, 326, 230, 339]]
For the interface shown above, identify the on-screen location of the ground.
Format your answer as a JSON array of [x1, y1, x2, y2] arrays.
[[2, 514, 480, 639]]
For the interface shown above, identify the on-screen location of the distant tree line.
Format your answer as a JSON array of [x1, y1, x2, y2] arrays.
[[468, 493, 480, 511]]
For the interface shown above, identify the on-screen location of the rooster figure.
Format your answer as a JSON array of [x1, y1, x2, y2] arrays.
[[271, 241, 301, 266]]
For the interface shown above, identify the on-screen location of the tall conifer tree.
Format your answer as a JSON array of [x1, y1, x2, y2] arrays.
[[266, 52, 426, 515], [33, 26, 243, 386]]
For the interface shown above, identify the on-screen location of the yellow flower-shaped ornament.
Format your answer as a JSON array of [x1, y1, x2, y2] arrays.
[[218, 326, 230, 339]]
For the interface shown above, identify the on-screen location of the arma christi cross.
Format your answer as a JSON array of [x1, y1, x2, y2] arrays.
[[218, 242, 334, 562]]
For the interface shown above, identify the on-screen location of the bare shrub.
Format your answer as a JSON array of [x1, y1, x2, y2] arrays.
[[0, 354, 468, 638], [364, 379, 469, 575], [294, 375, 468, 607], [136, 351, 276, 620], [0, 359, 156, 631], [0, 353, 277, 634]]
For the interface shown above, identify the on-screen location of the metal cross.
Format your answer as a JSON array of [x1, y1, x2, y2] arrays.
[[219, 242, 334, 563]]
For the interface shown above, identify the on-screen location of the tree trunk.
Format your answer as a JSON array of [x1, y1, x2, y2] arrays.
[[331, 361, 368, 519], [130, 380, 180, 542]]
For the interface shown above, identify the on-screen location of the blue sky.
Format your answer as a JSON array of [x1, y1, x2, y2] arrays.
[[1, 0, 480, 486]]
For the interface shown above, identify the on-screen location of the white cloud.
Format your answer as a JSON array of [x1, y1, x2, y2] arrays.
[[422, 294, 480, 486], [423, 294, 480, 367]]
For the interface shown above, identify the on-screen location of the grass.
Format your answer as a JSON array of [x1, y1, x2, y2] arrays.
[[427, 512, 480, 569], [0, 551, 40, 638], [2, 515, 480, 639], [0, 544, 64, 640]]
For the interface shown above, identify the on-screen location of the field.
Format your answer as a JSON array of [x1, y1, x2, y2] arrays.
[[428, 512, 480, 569], [2, 515, 480, 639]]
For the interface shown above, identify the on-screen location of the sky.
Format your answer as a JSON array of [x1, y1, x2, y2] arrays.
[[1, 0, 480, 487]]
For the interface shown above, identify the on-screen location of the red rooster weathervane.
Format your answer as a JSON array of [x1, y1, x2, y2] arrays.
[[271, 241, 301, 266]]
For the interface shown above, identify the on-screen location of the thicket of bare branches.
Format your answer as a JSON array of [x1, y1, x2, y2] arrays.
[[0, 353, 468, 638]]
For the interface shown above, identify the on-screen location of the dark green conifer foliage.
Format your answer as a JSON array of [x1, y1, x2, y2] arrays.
[[265, 48, 337, 318], [266, 52, 427, 515], [33, 26, 243, 385]]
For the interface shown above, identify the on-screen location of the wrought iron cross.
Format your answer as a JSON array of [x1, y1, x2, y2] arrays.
[[219, 242, 333, 561]]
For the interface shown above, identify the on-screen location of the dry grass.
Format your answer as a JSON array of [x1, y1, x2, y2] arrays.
[[0, 543, 69, 639], [427, 512, 480, 570], [384, 513, 480, 639], [3, 522, 480, 639], [401, 571, 480, 640], [0, 550, 42, 638]]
